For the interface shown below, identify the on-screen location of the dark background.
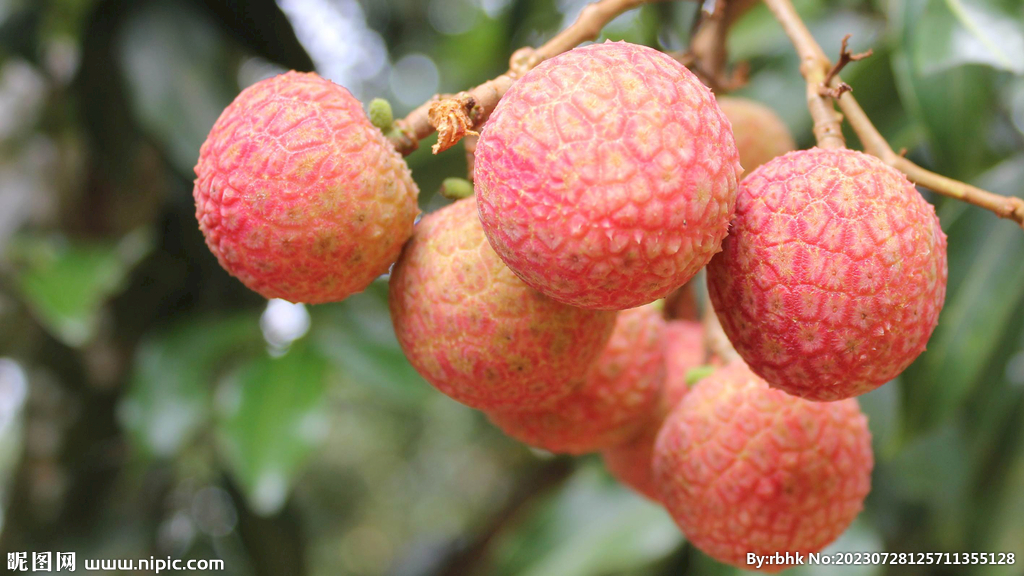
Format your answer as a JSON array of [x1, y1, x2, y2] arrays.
[[0, 0, 1022, 574]]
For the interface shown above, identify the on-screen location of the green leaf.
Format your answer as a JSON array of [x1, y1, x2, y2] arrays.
[[903, 155, 1024, 433], [8, 229, 153, 347], [310, 281, 431, 404], [217, 342, 331, 515], [120, 314, 264, 458], [488, 465, 683, 576], [880, 424, 973, 548], [856, 378, 903, 462], [913, 0, 1024, 75], [782, 520, 885, 576], [985, 437, 1024, 572], [893, 0, 1002, 178], [684, 548, 741, 575]]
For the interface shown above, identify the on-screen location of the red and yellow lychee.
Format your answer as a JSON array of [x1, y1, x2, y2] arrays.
[[717, 96, 796, 173], [708, 148, 947, 401], [193, 71, 419, 304], [389, 196, 616, 411], [488, 303, 665, 454], [653, 362, 873, 572], [475, 41, 741, 311], [602, 320, 706, 500]]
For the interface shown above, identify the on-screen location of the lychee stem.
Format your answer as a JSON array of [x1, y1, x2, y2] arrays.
[[763, 0, 846, 149], [686, 0, 760, 92], [764, 0, 1024, 230], [388, 0, 676, 156]]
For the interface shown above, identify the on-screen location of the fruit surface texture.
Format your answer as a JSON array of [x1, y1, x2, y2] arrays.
[[653, 362, 873, 572], [489, 303, 665, 454], [475, 41, 742, 310], [708, 148, 948, 401], [194, 71, 419, 304], [718, 96, 796, 173], [603, 319, 705, 499], [389, 197, 616, 411]]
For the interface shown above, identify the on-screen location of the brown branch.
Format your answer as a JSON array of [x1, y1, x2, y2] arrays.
[[688, 0, 759, 92], [821, 34, 872, 88], [763, 0, 1024, 229], [389, 0, 677, 155], [819, 82, 852, 99], [838, 95, 1024, 229], [762, 0, 845, 149]]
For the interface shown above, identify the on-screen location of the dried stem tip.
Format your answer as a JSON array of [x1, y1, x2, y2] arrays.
[[429, 98, 479, 155], [821, 34, 873, 98]]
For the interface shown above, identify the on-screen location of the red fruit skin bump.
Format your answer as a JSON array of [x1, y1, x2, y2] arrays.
[[476, 41, 742, 311], [602, 320, 705, 500], [717, 96, 796, 173], [488, 303, 665, 455], [654, 362, 873, 572], [194, 71, 419, 304], [389, 197, 616, 411], [708, 148, 948, 401]]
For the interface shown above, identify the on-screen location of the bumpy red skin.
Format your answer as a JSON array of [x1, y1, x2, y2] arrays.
[[708, 148, 948, 401], [389, 197, 616, 411], [603, 320, 705, 500], [488, 303, 666, 454], [476, 41, 742, 311], [194, 71, 419, 304], [717, 96, 796, 173], [653, 362, 873, 572]]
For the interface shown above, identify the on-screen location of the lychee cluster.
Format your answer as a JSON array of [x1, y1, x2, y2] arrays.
[[191, 37, 952, 571]]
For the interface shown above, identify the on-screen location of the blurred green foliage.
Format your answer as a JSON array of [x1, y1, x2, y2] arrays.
[[0, 0, 1021, 575]]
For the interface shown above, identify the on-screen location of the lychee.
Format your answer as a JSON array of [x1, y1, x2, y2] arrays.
[[488, 303, 665, 454], [653, 362, 873, 572], [475, 41, 742, 311], [193, 71, 419, 304], [707, 147, 947, 401], [602, 320, 705, 500], [717, 96, 796, 173], [389, 196, 616, 411]]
